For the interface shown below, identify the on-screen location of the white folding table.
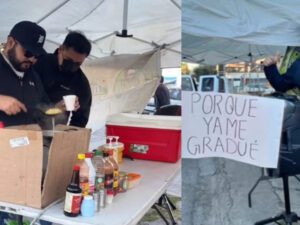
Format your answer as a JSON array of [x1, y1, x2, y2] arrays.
[[0, 159, 181, 225]]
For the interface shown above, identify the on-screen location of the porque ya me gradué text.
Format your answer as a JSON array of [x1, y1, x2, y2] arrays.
[[185, 93, 259, 161]]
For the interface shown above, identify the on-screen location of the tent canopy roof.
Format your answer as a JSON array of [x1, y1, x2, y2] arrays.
[[0, 0, 181, 68], [183, 0, 300, 65]]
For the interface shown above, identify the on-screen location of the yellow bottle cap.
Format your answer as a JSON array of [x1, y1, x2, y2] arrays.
[[78, 153, 85, 160]]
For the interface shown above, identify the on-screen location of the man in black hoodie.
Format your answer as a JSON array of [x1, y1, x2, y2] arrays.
[[0, 20, 50, 225], [34, 31, 92, 127], [0, 21, 48, 127]]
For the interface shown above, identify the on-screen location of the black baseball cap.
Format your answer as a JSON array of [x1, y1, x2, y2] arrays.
[[9, 21, 46, 56]]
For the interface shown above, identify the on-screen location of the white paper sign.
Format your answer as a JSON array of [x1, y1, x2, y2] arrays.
[[182, 91, 285, 168]]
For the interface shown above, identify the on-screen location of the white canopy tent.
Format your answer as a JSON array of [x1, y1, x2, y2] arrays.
[[0, 1, 181, 147], [182, 0, 300, 65], [0, 0, 181, 68]]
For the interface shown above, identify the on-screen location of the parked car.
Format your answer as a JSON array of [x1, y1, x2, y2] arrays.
[[169, 86, 182, 105]]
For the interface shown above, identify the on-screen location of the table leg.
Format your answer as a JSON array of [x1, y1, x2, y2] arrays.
[[16, 215, 23, 225]]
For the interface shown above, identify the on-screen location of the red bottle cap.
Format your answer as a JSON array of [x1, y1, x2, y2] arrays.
[[73, 165, 80, 171], [0, 122, 4, 128], [85, 152, 93, 158], [106, 189, 114, 195]]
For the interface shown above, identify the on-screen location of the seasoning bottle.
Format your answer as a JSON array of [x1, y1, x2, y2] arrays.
[[103, 152, 114, 203], [92, 150, 106, 209], [103, 137, 116, 161], [99, 188, 106, 208], [85, 152, 96, 194], [92, 150, 105, 191], [103, 152, 114, 190], [107, 150, 119, 196], [118, 171, 128, 193], [78, 153, 89, 196], [106, 189, 114, 205], [93, 191, 101, 212], [113, 136, 124, 164], [64, 165, 82, 217]]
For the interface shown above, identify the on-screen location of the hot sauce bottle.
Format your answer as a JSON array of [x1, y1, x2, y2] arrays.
[[64, 165, 82, 217]]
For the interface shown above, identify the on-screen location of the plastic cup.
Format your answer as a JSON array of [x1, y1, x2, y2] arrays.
[[63, 95, 76, 111]]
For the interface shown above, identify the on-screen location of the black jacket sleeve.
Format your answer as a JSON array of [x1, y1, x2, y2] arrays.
[[286, 59, 300, 88], [264, 65, 292, 92], [69, 71, 92, 127], [264, 59, 300, 92]]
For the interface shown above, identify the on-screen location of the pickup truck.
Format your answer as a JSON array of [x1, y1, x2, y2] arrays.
[[182, 75, 198, 91], [198, 75, 230, 93], [182, 74, 230, 93]]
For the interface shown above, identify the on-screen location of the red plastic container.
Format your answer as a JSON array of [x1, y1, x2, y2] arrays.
[[106, 113, 181, 163]]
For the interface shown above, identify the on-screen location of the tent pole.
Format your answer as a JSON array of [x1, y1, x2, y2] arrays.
[[36, 0, 70, 24], [131, 37, 153, 45], [164, 47, 181, 54], [46, 38, 98, 58], [93, 32, 118, 42], [123, 0, 129, 30], [168, 40, 181, 46], [68, 0, 106, 28], [131, 37, 169, 50], [116, 0, 132, 37], [169, 0, 181, 10]]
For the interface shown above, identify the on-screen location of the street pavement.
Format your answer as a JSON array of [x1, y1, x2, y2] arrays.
[[182, 158, 300, 225]]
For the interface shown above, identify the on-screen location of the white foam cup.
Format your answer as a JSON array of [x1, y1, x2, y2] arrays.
[[63, 95, 76, 111]]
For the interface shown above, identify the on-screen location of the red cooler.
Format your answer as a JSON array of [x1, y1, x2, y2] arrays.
[[106, 113, 181, 163]]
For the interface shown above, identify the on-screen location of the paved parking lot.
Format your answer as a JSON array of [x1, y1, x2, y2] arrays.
[[182, 158, 300, 225]]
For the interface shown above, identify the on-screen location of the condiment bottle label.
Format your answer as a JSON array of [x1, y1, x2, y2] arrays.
[[113, 170, 119, 188], [64, 192, 82, 213], [95, 175, 105, 190], [80, 181, 90, 196], [105, 173, 114, 189]]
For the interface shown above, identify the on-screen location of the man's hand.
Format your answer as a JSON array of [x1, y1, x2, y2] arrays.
[[74, 97, 80, 111], [263, 52, 281, 67], [0, 95, 27, 115], [56, 96, 80, 112]]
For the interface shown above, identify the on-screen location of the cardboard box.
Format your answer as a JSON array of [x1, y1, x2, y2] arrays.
[[106, 113, 181, 163], [0, 124, 90, 209]]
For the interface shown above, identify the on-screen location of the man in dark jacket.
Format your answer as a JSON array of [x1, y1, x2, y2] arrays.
[[34, 31, 92, 127], [154, 76, 170, 110], [0, 21, 48, 127], [0, 20, 51, 225]]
